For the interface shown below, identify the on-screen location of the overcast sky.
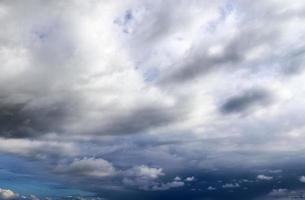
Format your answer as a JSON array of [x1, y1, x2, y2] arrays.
[[1, 0, 305, 199]]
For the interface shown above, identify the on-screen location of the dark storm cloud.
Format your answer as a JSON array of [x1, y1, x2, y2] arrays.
[[0, 97, 181, 137], [0, 98, 77, 138], [0, 102, 55, 138], [0, 79, 180, 138], [220, 88, 272, 114]]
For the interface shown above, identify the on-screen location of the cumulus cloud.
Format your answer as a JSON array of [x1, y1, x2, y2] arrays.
[[0, 188, 19, 200], [54, 157, 116, 178], [122, 165, 164, 190], [122, 165, 185, 191], [124, 165, 164, 179], [257, 175, 273, 181], [0, 188, 45, 200], [185, 176, 195, 182], [207, 186, 216, 191]]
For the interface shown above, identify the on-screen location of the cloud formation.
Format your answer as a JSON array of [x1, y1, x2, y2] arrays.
[[0, 188, 18, 200], [220, 88, 272, 114], [257, 175, 273, 181], [55, 157, 116, 178], [1, 0, 305, 199]]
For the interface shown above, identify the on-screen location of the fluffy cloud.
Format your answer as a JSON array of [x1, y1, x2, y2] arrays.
[[185, 176, 195, 182], [207, 186, 216, 191], [126, 165, 163, 178], [0, 188, 18, 200], [257, 175, 273, 181], [122, 165, 164, 190], [122, 165, 185, 191], [0, 188, 48, 200], [54, 157, 116, 178]]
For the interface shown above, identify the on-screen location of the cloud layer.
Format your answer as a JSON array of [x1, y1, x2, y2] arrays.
[[1, 0, 305, 199]]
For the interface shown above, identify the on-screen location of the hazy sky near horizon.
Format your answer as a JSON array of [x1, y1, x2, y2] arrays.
[[1, 0, 305, 199]]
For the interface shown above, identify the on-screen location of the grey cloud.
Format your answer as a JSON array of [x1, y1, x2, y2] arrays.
[[0, 98, 180, 138], [150, 180, 184, 191], [256, 188, 305, 200], [159, 42, 243, 85], [122, 165, 164, 190], [220, 88, 272, 114], [54, 157, 116, 178], [97, 106, 180, 135], [280, 46, 305, 75], [0, 0, 187, 139], [0, 98, 78, 138], [159, 27, 280, 85], [153, 0, 305, 85], [0, 138, 78, 159], [122, 165, 185, 191]]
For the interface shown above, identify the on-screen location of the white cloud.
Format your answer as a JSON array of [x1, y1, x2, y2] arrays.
[[122, 165, 185, 191], [124, 165, 164, 179], [122, 165, 163, 190], [0, 188, 19, 200], [257, 175, 273, 181], [222, 183, 240, 188], [207, 186, 216, 190], [299, 176, 305, 183], [185, 176, 195, 182]]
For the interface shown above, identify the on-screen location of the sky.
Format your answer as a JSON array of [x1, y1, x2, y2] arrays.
[[1, 0, 305, 199]]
